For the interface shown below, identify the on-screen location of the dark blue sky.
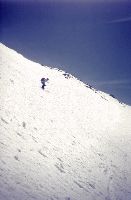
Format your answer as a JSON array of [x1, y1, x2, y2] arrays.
[[1, 0, 131, 105]]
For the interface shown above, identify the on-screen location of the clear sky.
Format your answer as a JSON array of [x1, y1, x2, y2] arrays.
[[1, 0, 131, 105]]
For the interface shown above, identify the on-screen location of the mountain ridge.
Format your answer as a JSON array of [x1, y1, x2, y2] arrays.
[[0, 43, 131, 200]]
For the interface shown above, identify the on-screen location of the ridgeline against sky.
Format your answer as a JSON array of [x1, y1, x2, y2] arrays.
[[0, 43, 131, 200], [0, 0, 131, 104]]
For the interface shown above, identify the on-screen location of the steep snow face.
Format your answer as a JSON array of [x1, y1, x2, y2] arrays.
[[0, 43, 131, 200]]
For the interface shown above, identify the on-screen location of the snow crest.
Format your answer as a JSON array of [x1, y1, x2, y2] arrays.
[[0, 43, 131, 200]]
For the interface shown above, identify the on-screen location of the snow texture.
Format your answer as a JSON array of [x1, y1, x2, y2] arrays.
[[0, 43, 131, 200]]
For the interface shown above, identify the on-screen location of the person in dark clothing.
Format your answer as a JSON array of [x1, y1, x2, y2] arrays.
[[41, 78, 49, 89]]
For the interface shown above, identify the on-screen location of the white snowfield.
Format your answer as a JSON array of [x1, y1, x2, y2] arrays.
[[0, 43, 131, 200]]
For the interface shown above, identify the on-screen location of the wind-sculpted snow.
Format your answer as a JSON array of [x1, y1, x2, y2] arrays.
[[0, 43, 131, 200]]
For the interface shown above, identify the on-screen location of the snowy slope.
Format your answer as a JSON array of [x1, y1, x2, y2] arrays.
[[0, 43, 131, 200]]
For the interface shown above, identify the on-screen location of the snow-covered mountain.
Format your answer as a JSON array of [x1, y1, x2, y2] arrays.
[[0, 43, 131, 200]]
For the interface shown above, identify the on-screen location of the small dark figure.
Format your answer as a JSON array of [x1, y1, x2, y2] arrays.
[[41, 78, 49, 90]]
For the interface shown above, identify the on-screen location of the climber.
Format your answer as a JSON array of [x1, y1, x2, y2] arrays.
[[41, 78, 49, 89]]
